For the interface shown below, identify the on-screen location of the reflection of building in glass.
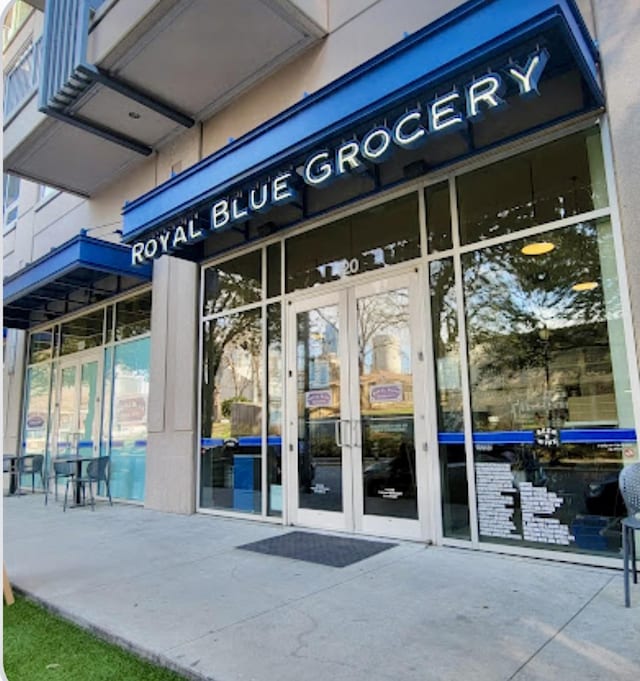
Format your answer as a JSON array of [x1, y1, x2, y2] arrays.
[[373, 335, 401, 373]]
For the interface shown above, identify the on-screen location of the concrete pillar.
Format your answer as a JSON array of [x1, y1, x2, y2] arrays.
[[145, 256, 199, 514], [3, 329, 27, 455]]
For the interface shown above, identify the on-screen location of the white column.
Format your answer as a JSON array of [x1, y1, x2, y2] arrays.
[[3, 329, 27, 455], [145, 256, 199, 513]]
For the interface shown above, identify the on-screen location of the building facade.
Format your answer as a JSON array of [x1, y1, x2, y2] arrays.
[[3, 0, 640, 566]]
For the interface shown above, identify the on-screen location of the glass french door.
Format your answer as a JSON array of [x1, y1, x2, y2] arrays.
[[54, 351, 103, 460], [288, 272, 427, 539]]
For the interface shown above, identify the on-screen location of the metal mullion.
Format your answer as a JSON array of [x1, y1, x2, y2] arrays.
[[279, 293, 287, 525], [421, 247, 443, 544], [201, 299, 264, 323], [418, 185, 428, 259], [195, 262, 206, 512], [261, 298, 268, 518], [450, 176, 479, 545], [261, 246, 268, 517]]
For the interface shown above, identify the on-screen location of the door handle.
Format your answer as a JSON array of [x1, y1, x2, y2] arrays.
[[335, 419, 351, 447]]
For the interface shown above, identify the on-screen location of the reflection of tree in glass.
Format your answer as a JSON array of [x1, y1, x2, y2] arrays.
[[430, 259, 457, 360], [357, 289, 409, 375], [203, 267, 261, 317], [201, 309, 262, 438], [463, 222, 616, 428]]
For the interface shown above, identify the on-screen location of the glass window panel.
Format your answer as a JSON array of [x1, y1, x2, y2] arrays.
[[22, 365, 51, 461], [28, 330, 53, 364], [3, 173, 20, 228], [267, 243, 281, 298], [286, 193, 420, 293], [200, 309, 263, 513], [60, 310, 104, 355], [463, 218, 637, 556], [109, 337, 150, 502], [115, 291, 151, 341], [203, 251, 262, 316], [430, 258, 469, 538], [56, 365, 79, 457], [425, 182, 452, 253], [38, 184, 57, 202], [296, 304, 342, 512], [267, 303, 282, 516], [457, 128, 608, 245]]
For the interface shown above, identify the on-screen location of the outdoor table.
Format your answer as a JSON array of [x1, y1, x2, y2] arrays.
[[55, 456, 95, 506], [3, 455, 19, 495]]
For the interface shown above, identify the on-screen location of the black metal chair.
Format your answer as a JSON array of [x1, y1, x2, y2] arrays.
[[619, 462, 640, 607], [76, 456, 112, 510], [18, 454, 45, 494], [45, 459, 77, 511]]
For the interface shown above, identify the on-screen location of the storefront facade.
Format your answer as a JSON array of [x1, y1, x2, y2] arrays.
[[119, 0, 640, 563], [3, 0, 640, 566]]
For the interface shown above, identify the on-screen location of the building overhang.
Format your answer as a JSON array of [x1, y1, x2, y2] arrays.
[[3, 233, 152, 330], [4, 0, 326, 197], [121, 0, 603, 259]]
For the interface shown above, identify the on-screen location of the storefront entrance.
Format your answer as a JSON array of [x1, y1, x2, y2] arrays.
[[288, 272, 428, 539], [54, 350, 103, 459]]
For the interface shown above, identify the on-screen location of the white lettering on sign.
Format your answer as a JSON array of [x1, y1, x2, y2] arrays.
[[429, 91, 464, 133], [131, 49, 551, 265]]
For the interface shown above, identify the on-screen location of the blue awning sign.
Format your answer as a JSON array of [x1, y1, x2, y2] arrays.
[[122, 0, 603, 261], [130, 47, 553, 265]]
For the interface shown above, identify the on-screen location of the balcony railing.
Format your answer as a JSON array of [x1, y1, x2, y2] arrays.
[[4, 37, 42, 122]]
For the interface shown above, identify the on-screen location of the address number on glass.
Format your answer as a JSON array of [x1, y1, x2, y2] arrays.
[[340, 258, 360, 277]]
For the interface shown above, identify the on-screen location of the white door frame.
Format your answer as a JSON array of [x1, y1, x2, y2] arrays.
[[286, 270, 432, 540], [53, 349, 103, 459]]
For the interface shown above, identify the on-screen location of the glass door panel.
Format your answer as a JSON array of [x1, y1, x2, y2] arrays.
[[289, 272, 425, 538], [57, 365, 78, 456], [79, 360, 98, 457], [296, 303, 344, 514], [54, 353, 102, 459], [356, 286, 418, 520]]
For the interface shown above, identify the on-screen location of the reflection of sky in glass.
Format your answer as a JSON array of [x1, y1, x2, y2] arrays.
[[463, 221, 610, 337]]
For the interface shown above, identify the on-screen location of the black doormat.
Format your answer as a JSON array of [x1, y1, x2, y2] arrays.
[[238, 531, 396, 567]]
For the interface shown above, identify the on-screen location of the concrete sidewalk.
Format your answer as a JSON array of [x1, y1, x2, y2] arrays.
[[3, 495, 640, 681]]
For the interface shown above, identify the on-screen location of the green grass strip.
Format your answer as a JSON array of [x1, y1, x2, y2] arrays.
[[4, 597, 189, 681]]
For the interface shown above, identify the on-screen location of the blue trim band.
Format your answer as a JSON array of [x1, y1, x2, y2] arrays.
[[121, 0, 601, 242], [561, 429, 637, 443], [437, 429, 638, 445], [201, 436, 283, 448]]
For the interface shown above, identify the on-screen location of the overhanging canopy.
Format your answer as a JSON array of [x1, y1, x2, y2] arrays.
[[3, 233, 152, 330], [121, 0, 602, 248]]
